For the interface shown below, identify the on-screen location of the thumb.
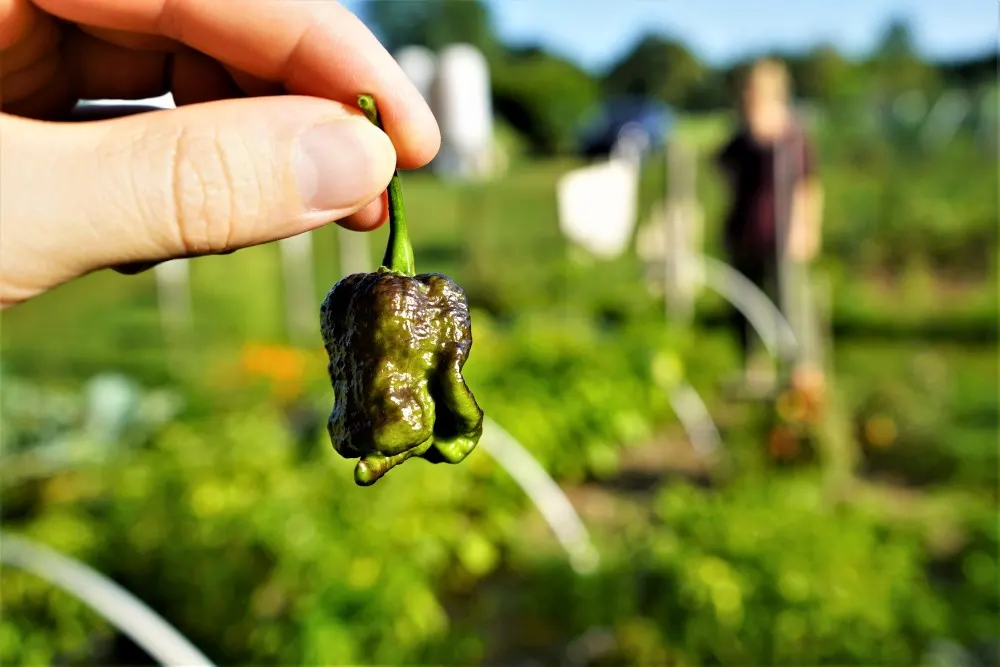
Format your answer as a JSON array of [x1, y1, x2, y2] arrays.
[[0, 96, 395, 305]]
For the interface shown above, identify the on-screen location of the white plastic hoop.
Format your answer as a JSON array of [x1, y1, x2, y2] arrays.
[[480, 418, 600, 575], [0, 531, 215, 666]]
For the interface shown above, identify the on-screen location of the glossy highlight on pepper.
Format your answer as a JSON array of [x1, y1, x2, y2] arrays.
[[319, 94, 484, 486]]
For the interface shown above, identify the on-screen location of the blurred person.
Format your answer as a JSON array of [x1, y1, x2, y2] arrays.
[[0, 0, 440, 308], [715, 58, 825, 393]]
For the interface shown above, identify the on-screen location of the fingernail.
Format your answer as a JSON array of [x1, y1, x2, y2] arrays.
[[295, 117, 394, 211]]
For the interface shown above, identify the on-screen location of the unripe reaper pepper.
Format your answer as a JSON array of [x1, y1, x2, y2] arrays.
[[319, 95, 484, 486]]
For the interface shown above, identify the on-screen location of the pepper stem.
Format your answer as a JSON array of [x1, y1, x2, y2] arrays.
[[357, 94, 415, 276]]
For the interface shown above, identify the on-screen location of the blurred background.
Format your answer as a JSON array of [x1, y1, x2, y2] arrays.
[[1, 0, 997, 665]]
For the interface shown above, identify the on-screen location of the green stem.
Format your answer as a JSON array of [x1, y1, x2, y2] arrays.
[[357, 94, 415, 276]]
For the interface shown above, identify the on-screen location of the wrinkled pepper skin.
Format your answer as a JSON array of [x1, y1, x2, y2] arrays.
[[320, 267, 484, 486]]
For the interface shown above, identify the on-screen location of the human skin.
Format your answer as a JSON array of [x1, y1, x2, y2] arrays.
[[0, 0, 441, 308], [788, 179, 824, 261], [741, 65, 825, 262]]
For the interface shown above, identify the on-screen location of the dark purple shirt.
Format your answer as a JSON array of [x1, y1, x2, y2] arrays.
[[715, 121, 817, 263]]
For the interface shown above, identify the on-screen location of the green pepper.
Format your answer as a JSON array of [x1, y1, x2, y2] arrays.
[[319, 94, 484, 487]]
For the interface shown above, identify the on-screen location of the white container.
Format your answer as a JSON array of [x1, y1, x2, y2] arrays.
[[432, 43, 494, 180], [395, 45, 437, 104]]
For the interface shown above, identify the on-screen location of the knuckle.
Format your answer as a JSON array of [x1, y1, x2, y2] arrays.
[[114, 118, 265, 259], [168, 125, 245, 255]]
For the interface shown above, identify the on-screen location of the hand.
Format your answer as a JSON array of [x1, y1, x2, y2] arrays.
[[786, 226, 819, 262], [0, 0, 441, 308], [786, 181, 822, 263]]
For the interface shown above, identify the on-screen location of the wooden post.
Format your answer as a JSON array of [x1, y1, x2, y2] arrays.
[[71, 95, 199, 364], [337, 226, 372, 277], [278, 233, 317, 347], [663, 138, 701, 327], [812, 267, 859, 491], [153, 259, 193, 357], [774, 114, 857, 488], [774, 117, 813, 374], [662, 140, 676, 319]]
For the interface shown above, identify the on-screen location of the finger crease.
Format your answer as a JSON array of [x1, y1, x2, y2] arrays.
[[278, 12, 329, 84], [215, 135, 236, 251], [170, 125, 193, 255]]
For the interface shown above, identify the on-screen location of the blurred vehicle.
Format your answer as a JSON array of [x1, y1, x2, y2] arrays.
[[577, 96, 675, 160]]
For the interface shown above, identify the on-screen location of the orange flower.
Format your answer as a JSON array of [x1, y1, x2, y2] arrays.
[[240, 343, 309, 400]]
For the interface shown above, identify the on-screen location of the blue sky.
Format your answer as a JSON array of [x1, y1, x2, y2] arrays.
[[345, 0, 997, 71]]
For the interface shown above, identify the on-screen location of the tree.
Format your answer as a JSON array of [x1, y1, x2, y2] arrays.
[[361, 0, 500, 62], [868, 18, 940, 98], [603, 34, 706, 108], [492, 49, 601, 156], [875, 18, 917, 61], [936, 49, 999, 89], [795, 43, 860, 104]]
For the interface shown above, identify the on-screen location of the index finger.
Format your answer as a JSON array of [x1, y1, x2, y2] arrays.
[[33, 0, 440, 168], [0, 0, 38, 49]]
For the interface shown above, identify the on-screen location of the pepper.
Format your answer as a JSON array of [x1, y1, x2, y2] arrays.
[[319, 94, 484, 487]]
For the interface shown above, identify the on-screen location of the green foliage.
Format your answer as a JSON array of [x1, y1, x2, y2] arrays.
[[0, 567, 115, 665], [1, 405, 520, 665], [492, 51, 601, 155], [933, 506, 1000, 648], [458, 476, 953, 665], [867, 19, 942, 99], [647, 479, 948, 664], [792, 44, 866, 108], [465, 311, 676, 480], [359, 2, 995, 124], [602, 34, 709, 109], [362, 0, 500, 62], [4, 379, 991, 665], [818, 130, 997, 277], [1, 96, 997, 666], [492, 118, 530, 166], [837, 343, 999, 491]]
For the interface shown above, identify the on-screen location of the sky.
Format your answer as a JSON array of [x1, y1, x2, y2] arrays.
[[345, 0, 998, 72]]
